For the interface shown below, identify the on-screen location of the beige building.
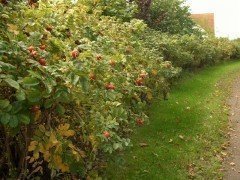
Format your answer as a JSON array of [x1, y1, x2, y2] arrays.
[[191, 13, 215, 35]]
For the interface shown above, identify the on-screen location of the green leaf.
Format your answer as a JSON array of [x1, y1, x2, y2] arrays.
[[58, 92, 70, 103], [0, 61, 16, 70], [22, 77, 39, 87], [27, 89, 41, 102], [0, 99, 10, 109], [43, 77, 56, 94], [9, 115, 18, 128], [5, 104, 12, 112], [80, 76, 89, 91], [72, 75, 80, 85], [27, 70, 42, 79], [4, 78, 20, 90], [56, 104, 65, 115], [11, 101, 23, 114], [0, 113, 10, 125], [44, 99, 53, 109], [113, 143, 123, 150], [19, 114, 30, 124], [16, 90, 26, 101]]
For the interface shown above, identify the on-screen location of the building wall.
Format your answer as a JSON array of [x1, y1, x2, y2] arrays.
[[191, 13, 215, 34]]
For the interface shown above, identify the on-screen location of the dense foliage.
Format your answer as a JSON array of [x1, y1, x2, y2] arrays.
[[144, 30, 239, 68], [146, 0, 197, 34], [0, 0, 240, 178]]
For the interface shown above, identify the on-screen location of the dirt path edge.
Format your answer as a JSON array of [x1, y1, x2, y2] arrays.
[[224, 76, 240, 180]]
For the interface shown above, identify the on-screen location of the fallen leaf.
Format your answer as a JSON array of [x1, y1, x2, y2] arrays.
[[152, 152, 159, 157], [221, 151, 227, 157], [179, 135, 184, 140], [139, 143, 148, 147], [188, 164, 195, 178]]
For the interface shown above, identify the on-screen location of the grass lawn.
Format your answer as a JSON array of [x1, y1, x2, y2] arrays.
[[104, 60, 240, 179]]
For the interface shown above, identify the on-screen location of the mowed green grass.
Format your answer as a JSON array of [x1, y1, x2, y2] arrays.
[[105, 61, 240, 179]]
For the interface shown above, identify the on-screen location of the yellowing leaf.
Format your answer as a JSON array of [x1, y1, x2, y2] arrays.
[[53, 155, 68, 171], [39, 143, 45, 153], [72, 150, 78, 155], [152, 69, 158, 76], [63, 130, 75, 137], [43, 151, 50, 161], [58, 123, 70, 131], [55, 144, 63, 153], [49, 132, 58, 146], [89, 134, 98, 147], [58, 123, 75, 137], [29, 157, 35, 163], [68, 143, 74, 149], [33, 151, 39, 160], [147, 92, 153, 100], [7, 24, 19, 35], [53, 155, 62, 164], [59, 163, 69, 172], [28, 141, 38, 152]]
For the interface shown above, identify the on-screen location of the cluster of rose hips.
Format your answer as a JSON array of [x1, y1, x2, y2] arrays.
[[88, 57, 116, 83], [28, 45, 47, 66], [135, 71, 148, 86], [71, 50, 105, 62]]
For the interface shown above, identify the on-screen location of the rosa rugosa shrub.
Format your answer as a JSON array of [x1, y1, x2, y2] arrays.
[[0, 1, 179, 178], [143, 29, 239, 69]]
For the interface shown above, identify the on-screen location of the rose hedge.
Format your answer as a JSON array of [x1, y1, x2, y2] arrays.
[[143, 29, 240, 69], [0, 1, 179, 178], [0, 1, 239, 179]]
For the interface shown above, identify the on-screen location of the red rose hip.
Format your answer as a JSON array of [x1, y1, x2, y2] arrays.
[[103, 131, 110, 138], [28, 46, 35, 53], [135, 78, 144, 86], [40, 44, 46, 50], [136, 118, 144, 126], [105, 83, 115, 90], [38, 58, 47, 66], [71, 50, 79, 59], [96, 54, 102, 61], [30, 50, 38, 58]]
